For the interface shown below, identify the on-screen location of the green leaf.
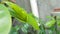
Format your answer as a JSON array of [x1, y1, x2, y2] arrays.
[[21, 23, 29, 33], [45, 18, 55, 27], [9, 26, 18, 34], [56, 16, 60, 26], [0, 4, 12, 34]]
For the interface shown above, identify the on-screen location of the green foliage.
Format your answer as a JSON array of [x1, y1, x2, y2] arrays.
[[21, 23, 29, 33], [57, 16, 60, 26], [9, 25, 19, 34], [45, 16, 55, 27]]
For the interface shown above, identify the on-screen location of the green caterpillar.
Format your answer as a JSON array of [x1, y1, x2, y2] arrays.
[[4, 1, 39, 30]]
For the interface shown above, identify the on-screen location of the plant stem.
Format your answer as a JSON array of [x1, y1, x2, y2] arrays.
[[54, 16, 58, 34]]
